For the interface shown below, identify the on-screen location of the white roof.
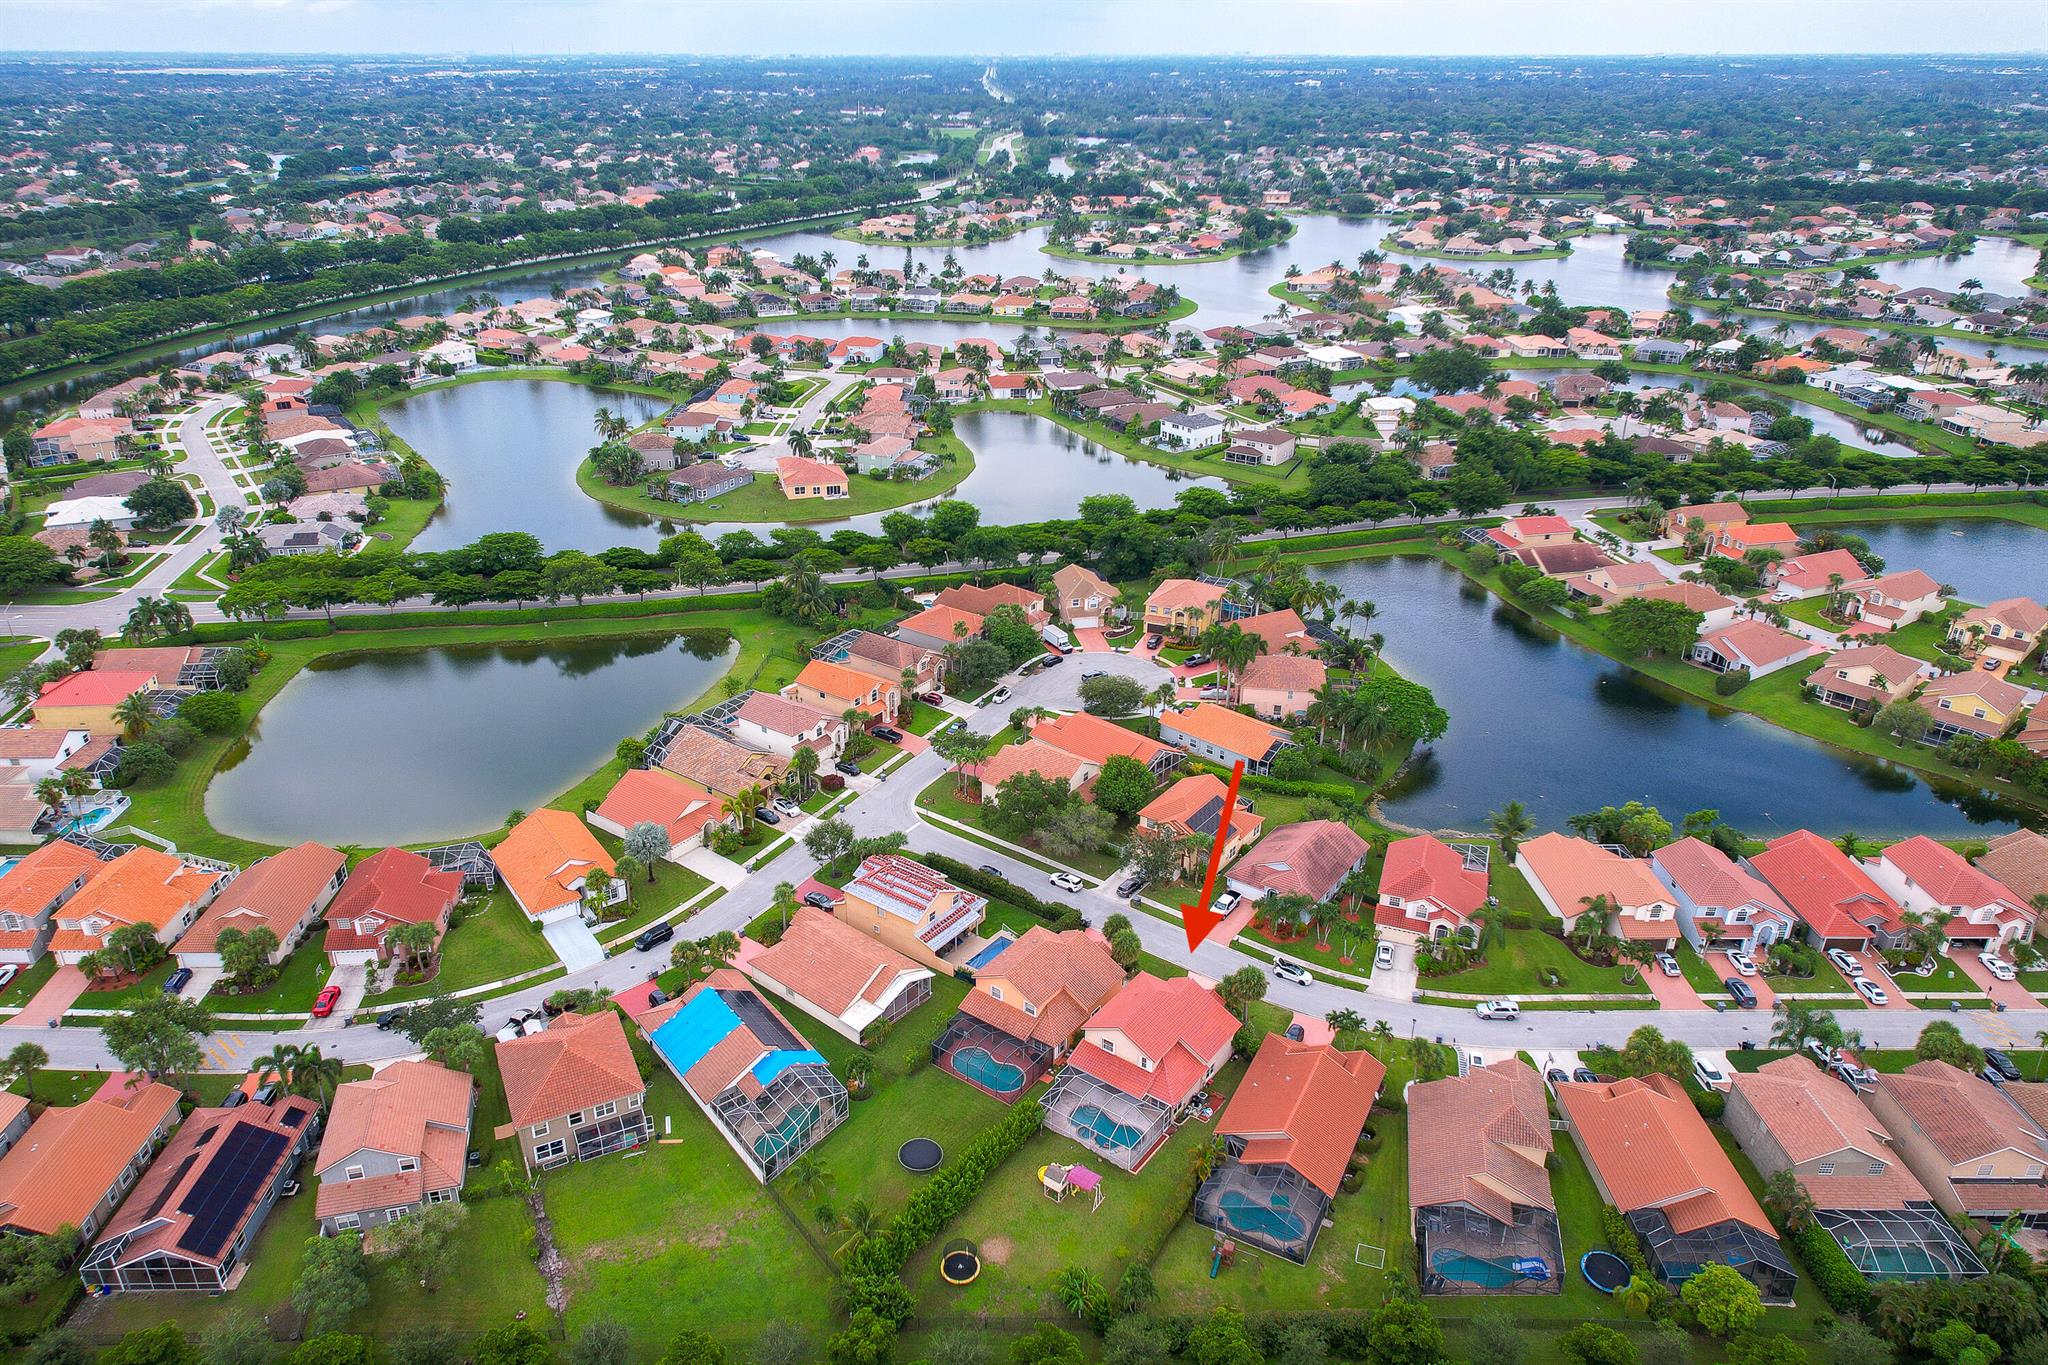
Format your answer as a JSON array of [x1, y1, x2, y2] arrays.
[[42, 495, 137, 529]]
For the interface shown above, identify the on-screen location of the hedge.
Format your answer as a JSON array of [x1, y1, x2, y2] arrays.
[[1748, 491, 2047, 516], [844, 1098, 1045, 1281], [1603, 1204, 1654, 1281], [919, 853, 1076, 928], [1787, 1221, 1874, 1316]]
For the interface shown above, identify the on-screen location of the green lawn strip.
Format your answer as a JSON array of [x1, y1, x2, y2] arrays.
[[206, 941, 333, 1013], [69, 959, 176, 1009], [546, 1071, 841, 1360], [914, 775, 1123, 878], [366, 887, 558, 1005], [1431, 927, 1649, 997], [0, 955, 57, 1010]]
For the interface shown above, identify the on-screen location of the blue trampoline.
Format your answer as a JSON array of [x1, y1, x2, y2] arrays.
[[1071, 1103, 1143, 1150], [953, 1046, 1026, 1094], [1218, 1189, 1307, 1242]]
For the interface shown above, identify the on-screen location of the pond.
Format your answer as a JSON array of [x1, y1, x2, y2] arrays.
[[1307, 554, 2027, 837], [1801, 517, 2048, 605], [206, 631, 737, 847]]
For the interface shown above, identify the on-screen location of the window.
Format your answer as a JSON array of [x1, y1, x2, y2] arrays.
[[397, 1158, 418, 1173], [427, 1188, 455, 1204], [1978, 1163, 1996, 1177], [344, 1165, 364, 1181], [568, 1112, 584, 1127], [1816, 1162, 1835, 1175], [1101, 1039, 1115, 1054], [628, 1093, 642, 1109], [535, 1139, 566, 1163], [1869, 1163, 1885, 1176], [531, 1122, 549, 1139], [988, 986, 1002, 1002], [336, 1214, 360, 1231], [386, 1207, 408, 1223], [593, 1100, 617, 1120]]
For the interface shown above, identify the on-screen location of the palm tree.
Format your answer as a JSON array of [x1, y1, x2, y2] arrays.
[[787, 1155, 830, 1205], [122, 597, 161, 642], [112, 690, 157, 741], [1488, 801, 1534, 858], [1762, 1169, 1816, 1232], [833, 1198, 881, 1257], [256, 1042, 302, 1093], [33, 775, 69, 827], [842, 1050, 875, 1094], [87, 519, 125, 571], [226, 531, 269, 573], [289, 1046, 345, 1107]]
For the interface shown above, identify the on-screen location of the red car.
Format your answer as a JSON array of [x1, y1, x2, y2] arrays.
[[920, 691, 945, 706], [311, 984, 343, 1018]]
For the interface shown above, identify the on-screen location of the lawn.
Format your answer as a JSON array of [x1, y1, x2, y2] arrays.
[[366, 887, 557, 1005], [576, 454, 973, 524], [915, 773, 1126, 879], [545, 1071, 841, 1361], [0, 955, 56, 1010], [1431, 928, 1649, 997], [207, 941, 333, 1014]]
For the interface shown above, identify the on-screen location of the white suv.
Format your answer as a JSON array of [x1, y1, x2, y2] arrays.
[[1827, 948, 1864, 978], [1475, 999, 1521, 1021]]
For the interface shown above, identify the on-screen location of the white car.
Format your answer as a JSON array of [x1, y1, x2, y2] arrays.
[[1049, 872, 1086, 894], [987, 686, 1012, 706], [1654, 952, 1680, 978], [1855, 977, 1889, 1006], [773, 797, 802, 817], [0, 963, 15, 991], [1727, 951, 1758, 977], [1475, 999, 1521, 1021], [1979, 951, 2017, 982], [1805, 1037, 1838, 1067], [1828, 948, 1864, 978], [1692, 1057, 1729, 1091], [1272, 960, 1313, 987], [1375, 941, 1396, 971]]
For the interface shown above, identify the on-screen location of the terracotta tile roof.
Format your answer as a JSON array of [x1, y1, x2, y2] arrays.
[[1751, 829, 1904, 940], [1731, 1057, 1926, 1210], [746, 907, 930, 1019], [1068, 973, 1237, 1105], [89, 647, 199, 678], [960, 924, 1123, 1047], [1880, 835, 2024, 912], [180, 842, 343, 953], [594, 768, 720, 847], [1232, 820, 1371, 902], [1517, 832, 1673, 920], [324, 848, 463, 957], [975, 739, 1088, 789], [1147, 578, 1227, 612], [495, 1011, 644, 1130], [1230, 609, 1311, 654], [896, 603, 984, 642], [36, 670, 155, 709], [1978, 830, 2048, 906], [1878, 1060, 2048, 1170], [1409, 1061, 1554, 1225], [0, 1081, 182, 1235], [791, 659, 881, 706], [844, 631, 934, 673], [0, 839, 102, 922], [1160, 703, 1292, 764], [1379, 835, 1488, 919], [1633, 581, 1738, 614], [1651, 838, 1792, 918], [494, 810, 615, 921], [1558, 1074, 1772, 1234], [1031, 712, 1177, 769], [936, 583, 1044, 617], [1697, 620, 1817, 670], [1051, 563, 1116, 605], [0, 728, 81, 760], [1960, 597, 2048, 636], [657, 725, 780, 795], [53, 847, 225, 949], [1238, 653, 1327, 694], [315, 1060, 472, 1217], [1217, 1035, 1384, 1198], [1137, 773, 1263, 844], [1771, 549, 1868, 593], [735, 691, 836, 738]]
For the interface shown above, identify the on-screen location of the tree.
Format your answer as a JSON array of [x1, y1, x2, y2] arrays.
[[291, 1338, 373, 1365], [420, 1025, 488, 1073], [1729, 1337, 1808, 1365], [386, 920, 440, 975], [113, 689, 159, 741], [1186, 1309, 1261, 1365], [1008, 1325, 1086, 1365], [4, 1040, 48, 1102], [656, 1328, 726, 1365], [622, 820, 672, 878], [197, 1314, 272, 1365], [0, 536, 65, 598], [471, 1323, 554, 1365], [1607, 596, 1706, 659], [388, 1326, 463, 1365], [124, 477, 199, 531], [399, 995, 480, 1045], [1090, 754, 1156, 820], [1078, 673, 1149, 716], [105, 994, 212, 1079], [1874, 698, 1934, 747], [802, 816, 856, 866], [103, 1325, 199, 1365], [1762, 1169, 1816, 1232], [1924, 1321, 1999, 1365], [1770, 999, 1844, 1053], [178, 691, 241, 734], [1488, 801, 1534, 858], [291, 1232, 369, 1336], [1558, 1324, 1637, 1365], [1411, 347, 1491, 395], [1216, 965, 1267, 1020], [1466, 1308, 1524, 1365], [1365, 1298, 1446, 1365], [1611, 1025, 1694, 1081], [0, 1224, 71, 1294], [1914, 1019, 1984, 1073], [216, 925, 281, 991], [1680, 1262, 1764, 1337]]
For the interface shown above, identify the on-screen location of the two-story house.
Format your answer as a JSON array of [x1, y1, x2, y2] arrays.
[[48, 848, 232, 973], [0, 840, 105, 965], [1050, 564, 1119, 630], [1515, 832, 1680, 949], [1042, 974, 1236, 1171], [1649, 837, 1798, 953], [1865, 1061, 2048, 1230], [494, 1011, 651, 1173], [782, 659, 898, 723], [314, 1059, 476, 1235], [833, 854, 988, 974], [1373, 835, 1490, 950], [1864, 835, 2034, 952], [930, 924, 1124, 1101]]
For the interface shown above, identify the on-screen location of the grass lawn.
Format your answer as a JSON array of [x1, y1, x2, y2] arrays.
[[366, 887, 556, 1004], [73, 959, 176, 1008], [1888, 957, 1983, 996], [900, 697, 954, 737], [914, 774, 1125, 879], [208, 941, 333, 1013], [546, 1072, 841, 1361], [813, 1064, 1008, 1216], [577, 455, 973, 525], [8, 1068, 123, 1107], [1432, 929, 1649, 997], [0, 955, 56, 1009]]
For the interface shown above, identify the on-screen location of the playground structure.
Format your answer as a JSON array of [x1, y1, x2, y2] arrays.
[[898, 1137, 943, 1173], [1209, 1235, 1238, 1278], [1039, 1162, 1105, 1211], [1580, 1249, 1632, 1294]]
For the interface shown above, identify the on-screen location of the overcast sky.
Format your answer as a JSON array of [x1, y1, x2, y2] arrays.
[[2, 0, 2043, 57]]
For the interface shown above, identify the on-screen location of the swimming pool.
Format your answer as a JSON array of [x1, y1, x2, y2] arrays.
[[967, 933, 1016, 971], [59, 806, 118, 836], [752, 1103, 819, 1160], [1432, 1250, 1550, 1288], [1071, 1103, 1144, 1150], [1218, 1189, 1307, 1243], [952, 1046, 1026, 1094], [0, 857, 17, 879]]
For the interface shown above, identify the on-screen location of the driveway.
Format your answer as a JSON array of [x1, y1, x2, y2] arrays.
[[305, 964, 366, 1031], [1949, 947, 2036, 1010], [5, 965, 87, 1028], [1366, 940, 1418, 1002], [541, 919, 607, 972], [1702, 950, 1775, 1011], [680, 846, 749, 890], [1644, 961, 1707, 1011], [961, 653, 1170, 736]]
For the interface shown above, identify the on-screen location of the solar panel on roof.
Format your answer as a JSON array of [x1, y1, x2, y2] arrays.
[[721, 989, 802, 1052], [177, 1123, 289, 1260], [279, 1106, 310, 1129]]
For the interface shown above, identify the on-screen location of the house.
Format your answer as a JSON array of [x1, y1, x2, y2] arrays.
[[654, 724, 785, 798], [0, 1081, 182, 1238], [1865, 836, 2032, 950], [0, 1096, 30, 1164], [1864, 1061, 2048, 1229], [1633, 581, 1742, 625], [1566, 561, 1672, 608], [784, 658, 898, 721], [1409, 1061, 1561, 1296], [1373, 836, 1489, 949], [775, 455, 848, 500], [828, 630, 945, 695], [48, 848, 231, 970], [1916, 672, 2025, 743], [1558, 1074, 1796, 1301], [1840, 570, 1946, 631], [313, 1060, 474, 1236], [834, 854, 988, 974], [1136, 774, 1264, 878], [0, 727, 91, 785], [1809, 645, 1925, 713], [1159, 703, 1293, 776], [175, 842, 345, 972], [1193, 1036, 1384, 1263], [665, 464, 751, 504], [1650, 838, 1797, 952], [641, 970, 848, 1182], [323, 848, 465, 970], [972, 739, 1095, 794], [930, 924, 1124, 1100], [589, 768, 722, 858], [1513, 832, 1679, 947], [744, 906, 933, 1043], [1711, 521, 1802, 561], [493, 809, 619, 926], [1977, 830, 2048, 910], [0, 840, 104, 964], [1948, 598, 2047, 675], [1051, 563, 1118, 629], [726, 692, 846, 761], [1228, 820, 1371, 906], [1144, 579, 1229, 637], [1224, 428, 1299, 467], [1765, 549, 1869, 599], [1042, 973, 1237, 1171], [1032, 711, 1182, 776], [1157, 412, 1226, 449], [894, 603, 985, 653], [494, 1011, 651, 1173], [33, 670, 156, 733], [78, 1094, 318, 1293], [935, 582, 1050, 627], [1749, 829, 1904, 950], [1689, 620, 1818, 680], [1235, 653, 1325, 722], [1233, 609, 1316, 655], [1726, 1058, 1982, 1282]]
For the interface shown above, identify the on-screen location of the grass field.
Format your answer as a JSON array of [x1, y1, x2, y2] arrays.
[[1432, 928, 1649, 997], [365, 887, 557, 1005]]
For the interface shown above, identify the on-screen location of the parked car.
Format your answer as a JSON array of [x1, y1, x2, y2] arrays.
[[1654, 952, 1680, 978], [988, 686, 1012, 705], [312, 985, 343, 1018], [1545, 1067, 1570, 1089], [1080, 670, 1106, 680], [376, 1009, 410, 1031], [646, 988, 669, 1008], [163, 967, 193, 996], [834, 759, 862, 776], [755, 808, 781, 826], [1727, 951, 1758, 977], [1213, 890, 1240, 915], [1375, 941, 1396, 971], [1830, 1061, 1874, 1090], [1984, 1048, 2024, 1082], [1805, 1038, 1837, 1067], [636, 923, 676, 953], [1827, 948, 1864, 978], [1185, 653, 1212, 667], [773, 797, 802, 817], [1144, 633, 1163, 650], [1854, 977, 1889, 1006], [1475, 999, 1521, 1020], [1114, 875, 1147, 899], [0, 964, 16, 991], [801, 891, 838, 910], [1979, 951, 2017, 982], [1049, 872, 1086, 894], [869, 725, 904, 743], [1692, 1057, 1729, 1090], [920, 691, 945, 706], [1724, 977, 1757, 1008], [1571, 1067, 1598, 1084], [1271, 960, 1312, 987], [1041, 655, 1063, 669]]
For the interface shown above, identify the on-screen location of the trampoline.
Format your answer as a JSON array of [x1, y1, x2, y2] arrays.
[[1581, 1250, 1632, 1294], [1218, 1189, 1308, 1242], [953, 1046, 1026, 1094], [899, 1138, 943, 1173], [941, 1239, 981, 1286], [1071, 1103, 1143, 1150]]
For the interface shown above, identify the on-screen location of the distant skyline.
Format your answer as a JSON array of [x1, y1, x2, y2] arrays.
[[2, 0, 2044, 58]]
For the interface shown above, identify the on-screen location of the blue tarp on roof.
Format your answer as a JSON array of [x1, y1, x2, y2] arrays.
[[751, 1049, 826, 1087], [649, 988, 744, 1077]]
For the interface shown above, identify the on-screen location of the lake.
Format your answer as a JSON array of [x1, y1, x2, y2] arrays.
[[206, 632, 736, 846], [1806, 516, 2048, 605], [1307, 554, 2027, 837]]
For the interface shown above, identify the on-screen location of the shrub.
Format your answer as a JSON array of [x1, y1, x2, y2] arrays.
[[843, 1099, 1044, 1282], [1602, 1205, 1652, 1280], [1788, 1222, 1873, 1316], [1692, 1089, 1726, 1119], [1558, 1324, 1637, 1365], [1714, 666, 1752, 696], [175, 691, 241, 734]]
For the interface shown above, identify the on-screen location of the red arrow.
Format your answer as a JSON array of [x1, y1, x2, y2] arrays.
[[1180, 761, 1246, 952]]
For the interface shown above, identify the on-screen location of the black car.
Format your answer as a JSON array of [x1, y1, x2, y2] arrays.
[[1042, 655, 1063, 667], [636, 923, 676, 952], [1985, 1048, 2024, 1082], [163, 967, 193, 995], [1115, 875, 1147, 899], [1725, 976, 1758, 1008], [978, 865, 1002, 878], [1571, 1067, 1598, 1083], [756, 808, 781, 826], [834, 759, 862, 776], [1546, 1068, 1570, 1087], [802, 891, 837, 910], [375, 1009, 411, 1032], [870, 726, 904, 743]]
